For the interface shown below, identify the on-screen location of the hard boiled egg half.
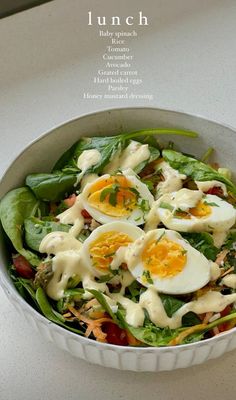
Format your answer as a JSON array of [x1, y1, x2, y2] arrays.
[[82, 221, 143, 277], [156, 188, 236, 232], [81, 171, 154, 225], [127, 229, 211, 294]]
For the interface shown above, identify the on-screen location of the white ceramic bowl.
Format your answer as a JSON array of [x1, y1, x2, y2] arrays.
[[1, 107, 236, 372]]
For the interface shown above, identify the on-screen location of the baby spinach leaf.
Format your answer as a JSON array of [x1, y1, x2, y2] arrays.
[[159, 294, 201, 326], [24, 217, 70, 251], [182, 312, 201, 327], [53, 136, 127, 174], [0, 187, 42, 266], [53, 129, 197, 175], [127, 324, 179, 347], [159, 294, 185, 317], [36, 287, 84, 335], [182, 232, 218, 261], [162, 150, 236, 195], [25, 172, 78, 201]]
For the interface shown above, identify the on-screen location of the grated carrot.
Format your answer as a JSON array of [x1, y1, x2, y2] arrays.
[[68, 305, 114, 342], [216, 249, 229, 266], [221, 266, 234, 278], [212, 327, 220, 336], [126, 331, 142, 346], [202, 312, 213, 324]]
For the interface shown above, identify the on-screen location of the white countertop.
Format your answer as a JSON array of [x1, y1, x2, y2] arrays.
[[1, 1, 236, 399]]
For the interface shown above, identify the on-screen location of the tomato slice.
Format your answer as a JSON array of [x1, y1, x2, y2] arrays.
[[103, 322, 128, 346], [206, 187, 224, 197], [218, 306, 232, 332], [81, 209, 92, 219], [13, 255, 35, 279], [220, 305, 232, 317]]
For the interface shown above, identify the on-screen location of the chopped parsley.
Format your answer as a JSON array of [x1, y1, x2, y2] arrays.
[[142, 270, 154, 284], [159, 202, 174, 212], [203, 201, 219, 207]]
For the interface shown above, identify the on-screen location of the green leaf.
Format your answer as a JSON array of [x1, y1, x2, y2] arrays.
[[203, 201, 219, 207], [36, 287, 84, 335], [116, 309, 179, 347], [182, 312, 201, 327], [0, 187, 42, 266], [97, 274, 114, 283], [26, 172, 78, 202], [53, 129, 197, 176], [159, 294, 184, 317], [163, 149, 236, 195], [24, 217, 70, 251], [182, 232, 218, 261], [224, 230, 236, 250], [159, 294, 201, 326], [87, 289, 122, 327], [53, 136, 126, 174], [14, 277, 38, 307], [122, 128, 198, 140]]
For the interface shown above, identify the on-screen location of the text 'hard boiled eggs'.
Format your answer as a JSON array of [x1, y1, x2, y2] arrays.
[[156, 188, 236, 232], [81, 171, 154, 225], [126, 229, 211, 294], [82, 221, 143, 276]]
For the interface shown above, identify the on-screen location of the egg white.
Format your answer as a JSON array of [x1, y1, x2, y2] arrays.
[[127, 229, 211, 295], [81, 171, 154, 225]]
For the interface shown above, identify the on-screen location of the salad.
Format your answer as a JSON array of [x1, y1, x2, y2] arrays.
[[1, 128, 236, 347]]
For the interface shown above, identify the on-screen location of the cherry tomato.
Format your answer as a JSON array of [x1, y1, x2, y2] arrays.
[[206, 187, 224, 197], [218, 306, 232, 332], [13, 255, 35, 279], [103, 322, 128, 346], [220, 305, 232, 317], [81, 209, 92, 219]]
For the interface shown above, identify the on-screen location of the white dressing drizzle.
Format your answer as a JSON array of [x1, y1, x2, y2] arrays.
[[111, 293, 145, 327], [47, 250, 83, 300], [139, 287, 236, 329], [221, 274, 236, 289], [210, 262, 221, 281], [80, 173, 98, 190], [212, 231, 228, 248], [144, 200, 161, 231], [156, 161, 186, 198], [168, 189, 202, 212], [110, 246, 127, 270], [77, 149, 101, 174], [39, 231, 82, 255], [57, 194, 84, 237], [104, 141, 150, 173]]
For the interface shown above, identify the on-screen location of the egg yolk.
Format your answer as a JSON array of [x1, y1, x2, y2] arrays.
[[89, 231, 133, 272], [175, 201, 212, 219], [142, 237, 187, 279], [87, 175, 138, 217]]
